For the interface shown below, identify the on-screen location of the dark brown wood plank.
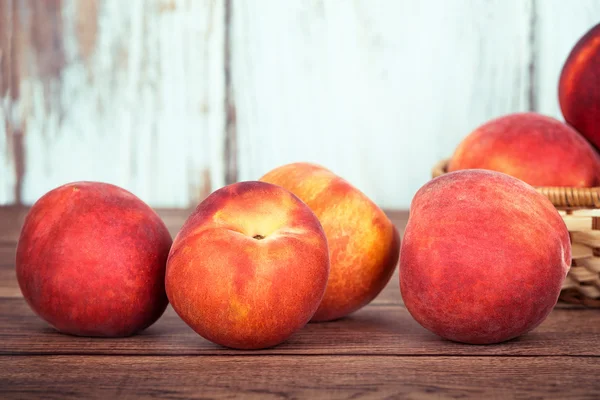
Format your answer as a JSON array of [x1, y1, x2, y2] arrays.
[[1, 355, 598, 400], [1, 298, 598, 357], [0, 243, 18, 298], [0, 264, 18, 298], [0, 244, 15, 262], [0, 206, 28, 243]]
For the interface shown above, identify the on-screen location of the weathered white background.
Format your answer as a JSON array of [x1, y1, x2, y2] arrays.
[[1, 0, 599, 209]]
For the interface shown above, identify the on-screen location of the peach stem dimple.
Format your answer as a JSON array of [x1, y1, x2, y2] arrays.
[[253, 234, 265, 240]]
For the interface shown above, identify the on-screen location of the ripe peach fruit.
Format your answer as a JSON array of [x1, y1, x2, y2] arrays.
[[559, 23, 600, 149], [16, 182, 172, 337], [260, 163, 400, 322], [448, 112, 600, 187], [400, 170, 571, 344], [165, 181, 329, 349]]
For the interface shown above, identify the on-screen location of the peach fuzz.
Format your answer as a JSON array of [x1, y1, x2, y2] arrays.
[[448, 112, 600, 187], [165, 181, 329, 350], [400, 170, 571, 344], [260, 163, 400, 322], [16, 182, 172, 337], [559, 23, 600, 149]]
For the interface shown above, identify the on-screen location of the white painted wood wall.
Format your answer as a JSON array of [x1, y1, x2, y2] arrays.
[[1, 0, 599, 209]]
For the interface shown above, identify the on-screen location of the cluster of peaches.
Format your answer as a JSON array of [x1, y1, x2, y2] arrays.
[[15, 23, 599, 348], [16, 165, 400, 349]]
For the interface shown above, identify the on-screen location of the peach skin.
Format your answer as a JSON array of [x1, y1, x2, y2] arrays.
[[16, 182, 172, 337], [260, 163, 400, 322], [165, 181, 330, 350], [559, 23, 600, 150], [400, 170, 571, 344], [448, 112, 600, 187]]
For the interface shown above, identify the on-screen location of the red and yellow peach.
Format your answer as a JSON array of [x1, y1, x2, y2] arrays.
[[165, 181, 330, 349], [448, 112, 600, 187], [400, 170, 571, 344], [559, 23, 600, 150], [16, 182, 172, 337], [260, 163, 400, 322]]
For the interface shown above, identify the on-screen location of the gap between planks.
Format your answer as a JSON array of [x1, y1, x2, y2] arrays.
[[1, 352, 598, 358], [2, 298, 599, 357], [3, 355, 600, 400]]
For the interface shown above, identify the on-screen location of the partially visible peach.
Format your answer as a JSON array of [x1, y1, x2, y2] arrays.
[[400, 170, 571, 344], [165, 181, 329, 349], [260, 163, 400, 322], [448, 112, 600, 187], [559, 23, 600, 149], [16, 182, 172, 337]]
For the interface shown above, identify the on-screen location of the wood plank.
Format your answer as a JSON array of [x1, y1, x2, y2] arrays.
[[232, 0, 533, 209], [0, 205, 28, 242], [0, 262, 19, 298], [0, 0, 225, 207], [1, 298, 598, 356], [1, 355, 598, 399], [535, 1, 600, 118]]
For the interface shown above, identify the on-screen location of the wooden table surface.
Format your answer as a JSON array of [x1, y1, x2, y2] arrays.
[[1, 207, 599, 399]]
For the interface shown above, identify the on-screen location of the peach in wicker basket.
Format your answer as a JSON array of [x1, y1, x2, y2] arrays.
[[432, 159, 600, 308]]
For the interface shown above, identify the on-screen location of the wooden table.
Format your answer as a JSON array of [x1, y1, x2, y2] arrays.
[[1, 208, 599, 399]]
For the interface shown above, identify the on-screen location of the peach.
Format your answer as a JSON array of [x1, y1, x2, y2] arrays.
[[400, 170, 571, 344], [165, 181, 329, 349], [16, 182, 172, 337], [447, 112, 600, 187], [260, 163, 400, 322], [559, 23, 600, 149]]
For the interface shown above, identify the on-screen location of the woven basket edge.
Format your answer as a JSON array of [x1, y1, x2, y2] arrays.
[[431, 158, 600, 209]]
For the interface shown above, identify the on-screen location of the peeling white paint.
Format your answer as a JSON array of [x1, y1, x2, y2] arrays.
[[232, 0, 534, 208], [1, 1, 599, 208], [7, 0, 225, 207], [536, 1, 600, 120]]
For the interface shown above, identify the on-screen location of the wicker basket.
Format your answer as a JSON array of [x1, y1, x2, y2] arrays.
[[432, 159, 600, 308]]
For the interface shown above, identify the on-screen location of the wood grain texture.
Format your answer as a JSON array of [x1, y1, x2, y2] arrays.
[[2, 355, 599, 400], [0, 0, 225, 207], [2, 298, 599, 357], [232, 0, 534, 208], [535, 1, 600, 119], [1, 207, 600, 398]]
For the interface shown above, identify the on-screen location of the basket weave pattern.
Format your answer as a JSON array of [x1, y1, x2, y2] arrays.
[[432, 159, 600, 307], [560, 211, 600, 307]]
